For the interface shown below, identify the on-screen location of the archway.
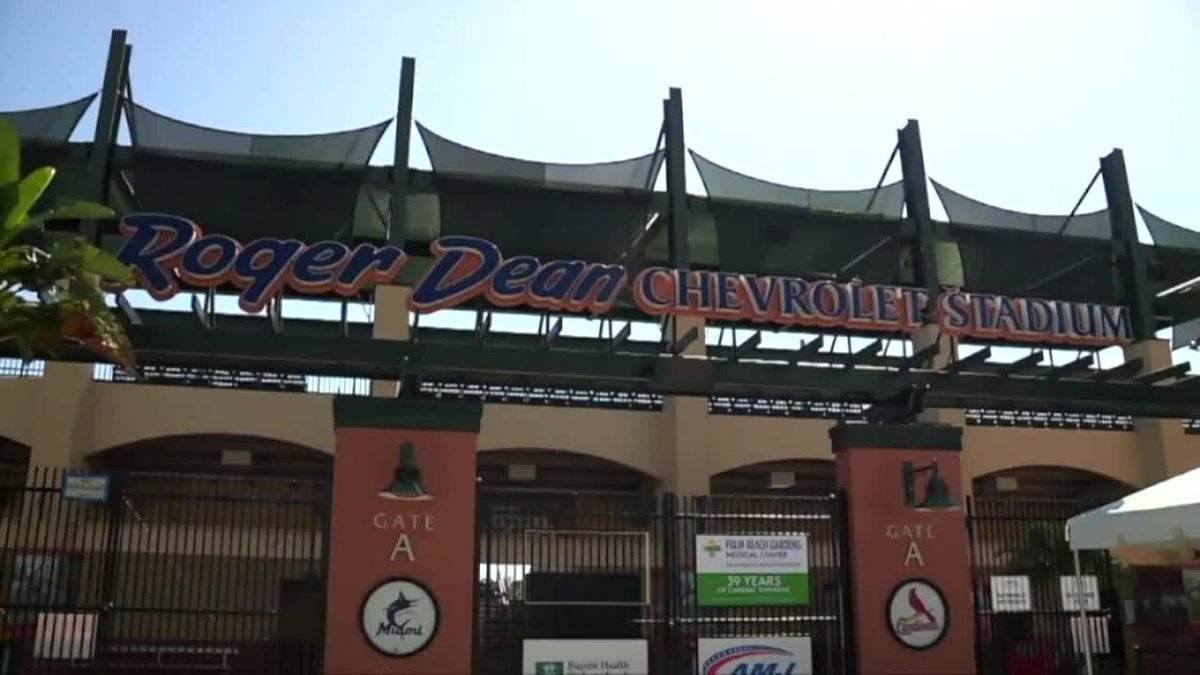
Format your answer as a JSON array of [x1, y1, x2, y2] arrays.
[[90, 433, 333, 480], [477, 448, 655, 494], [710, 459, 836, 496], [972, 465, 1135, 510], [0, 436, 30, 468]]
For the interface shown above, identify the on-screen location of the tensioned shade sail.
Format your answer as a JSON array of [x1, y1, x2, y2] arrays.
[[690, 150, 906, 217], [1134, 206, 1200, 334], [417, 122, 663, 191], [433, 176, 654, 264], [0, 93, 97, 143], [932, 179, 1111, 239], [949, 224, 1120, 304], [1137, 205, 1200, 250], [128, 102, 390, 167], [124, 104, 389, 242], [708, 200, 904, 284], [1067, 465, 1200, 551]]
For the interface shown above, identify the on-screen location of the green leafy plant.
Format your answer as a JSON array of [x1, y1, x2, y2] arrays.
[[0, 116, 135, 369], [1004, 523, 1106, 580]]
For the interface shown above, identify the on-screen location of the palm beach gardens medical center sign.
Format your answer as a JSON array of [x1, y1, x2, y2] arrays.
[[116, 214, 1135, 345]]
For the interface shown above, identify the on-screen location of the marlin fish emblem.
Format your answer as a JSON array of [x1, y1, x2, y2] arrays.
[[386, 589, 418, 628]]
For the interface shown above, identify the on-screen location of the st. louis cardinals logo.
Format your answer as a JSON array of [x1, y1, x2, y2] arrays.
[[887, 579, 948, 649], [894, 586, 940, 635]]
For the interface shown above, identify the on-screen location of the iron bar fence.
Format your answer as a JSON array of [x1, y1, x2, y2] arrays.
[[0, 466, 331, 675], [967, 496, 1127, 675], [473, 488, 851, 675]]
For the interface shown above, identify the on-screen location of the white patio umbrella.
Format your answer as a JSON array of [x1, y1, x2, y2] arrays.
[[1065, 465, 1200, 675]]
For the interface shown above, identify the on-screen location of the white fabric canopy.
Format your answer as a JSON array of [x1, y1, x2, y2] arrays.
[[1067, 465, 1200, 551]]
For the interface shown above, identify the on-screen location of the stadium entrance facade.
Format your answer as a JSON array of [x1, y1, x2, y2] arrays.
[[3, 29, 1200, 675]]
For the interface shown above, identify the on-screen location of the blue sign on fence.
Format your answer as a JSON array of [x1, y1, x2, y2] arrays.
[[61, 472, 110, 503]]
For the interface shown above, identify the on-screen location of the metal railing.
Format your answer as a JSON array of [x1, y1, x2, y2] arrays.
[[0, 466, 331, 675], [474, 488, 852, 675], [74, 360, 1191, 433], [93, 363, 371, 397], [967, 497, 1127, 675], [0, 358, 44, 379]]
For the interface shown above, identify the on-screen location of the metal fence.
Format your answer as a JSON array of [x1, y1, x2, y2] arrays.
[[967, 497, 1126, 675], [0, 466, 331, 675], [474, 488, 851, 675]]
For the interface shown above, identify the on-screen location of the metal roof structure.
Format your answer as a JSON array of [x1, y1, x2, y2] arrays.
[[6, 30, 1200, 419]]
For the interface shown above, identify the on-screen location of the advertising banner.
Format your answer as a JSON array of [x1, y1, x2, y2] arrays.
[[522, 640, 648, 675], [695, 535, 809, 607], [697, 637, 813, 675]]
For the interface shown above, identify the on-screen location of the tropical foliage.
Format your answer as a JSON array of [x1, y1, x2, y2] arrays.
[[0, 117, 135, 369]]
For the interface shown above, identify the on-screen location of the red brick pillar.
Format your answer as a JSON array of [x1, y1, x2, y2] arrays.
[[831, 422, 976, 675], [325, 398, 483, 675]]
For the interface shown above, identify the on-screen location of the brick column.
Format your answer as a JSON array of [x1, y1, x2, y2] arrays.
[[325, 397, 482, 675], [832, 422, 975, 675]]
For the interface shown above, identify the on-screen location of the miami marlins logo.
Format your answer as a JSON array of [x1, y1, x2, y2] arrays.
[[376, 587, 425, 638]]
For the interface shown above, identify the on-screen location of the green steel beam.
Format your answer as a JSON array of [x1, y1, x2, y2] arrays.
[[23, 327, 1190, 418], [897, 119, 940, 314], [1157, 289, 1200, 324], [389, 56, 416, 248], [664, 88, 689, 269], [86, 30, 129, 204], [1102, 149, 1156, 340]]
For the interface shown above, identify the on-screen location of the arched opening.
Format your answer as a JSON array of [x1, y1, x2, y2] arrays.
[[89, 434, 332, 480], [477, 449, 655, 494], [968, 465, 1138, 672], [973, 465, 1134, 509], [475, 449, 659, 622], [0, 437, 30, 468], [711, 459, 836, 496]]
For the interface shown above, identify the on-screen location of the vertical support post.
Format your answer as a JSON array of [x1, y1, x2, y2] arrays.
[[897, 119, 939, 315], [1101, 149, 1155, 341], [835, 488, 859, 675], [386, 57, 417, 400], [87, 29, 129, 204], [1073, 550, 1095, 675], [95, 472, 124, 675], [664, 88, 689, 270], [389, 56, 416, 248], [314, 481, 332, 673]]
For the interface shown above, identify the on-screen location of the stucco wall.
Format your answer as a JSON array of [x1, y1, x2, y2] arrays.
[[0, 379, 36, 447], [478, 404, 662, 478], [963, 425, 1144, 487], [3, 367, 1196, 491], [84, 382, 336, 454]]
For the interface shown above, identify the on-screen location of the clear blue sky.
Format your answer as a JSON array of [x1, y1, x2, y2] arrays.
[[2, 1, 1199, 366]]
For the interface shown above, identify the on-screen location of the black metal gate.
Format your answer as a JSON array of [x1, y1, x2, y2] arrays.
[[967, 497, 1127, 675], [473, 487, 853, 675], [0, 466, 331, 675]]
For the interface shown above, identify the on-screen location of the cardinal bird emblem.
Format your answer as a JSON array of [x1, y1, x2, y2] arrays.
[[908, 587, 937, 624], [893, 583, 941, 637]]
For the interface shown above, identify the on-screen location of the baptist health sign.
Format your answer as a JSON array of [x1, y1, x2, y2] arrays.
[[523, 640, 648, 675], [696, 535, 810, 607]]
